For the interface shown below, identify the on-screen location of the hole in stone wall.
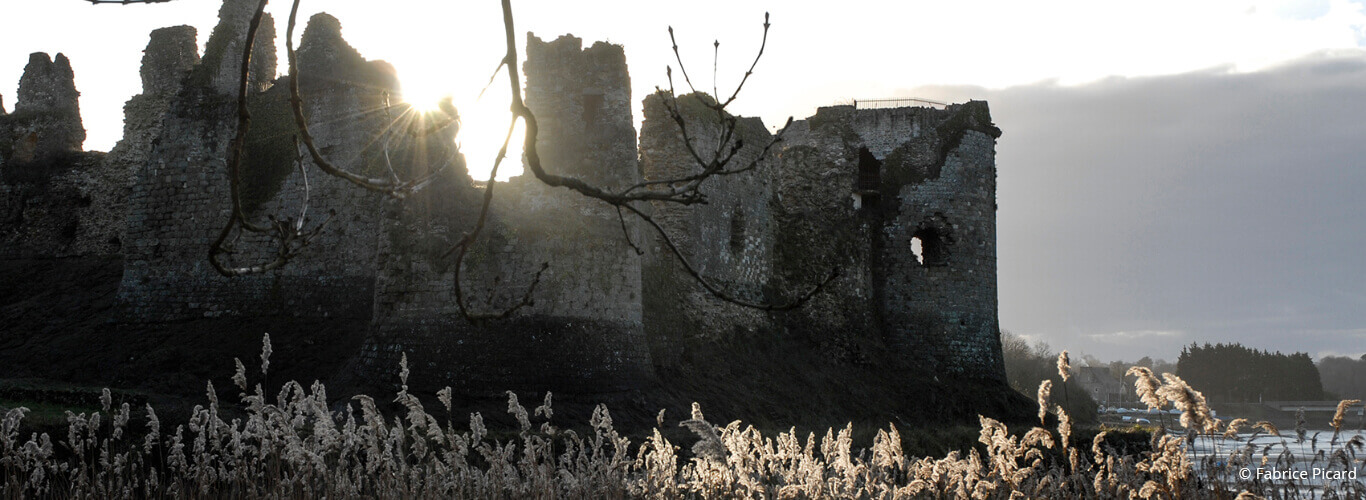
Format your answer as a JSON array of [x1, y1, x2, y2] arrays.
[[855, 147, 881, 209], [911, 227, 948, 267], [729, 211, 746, 255], [582, 93, 604, 125]]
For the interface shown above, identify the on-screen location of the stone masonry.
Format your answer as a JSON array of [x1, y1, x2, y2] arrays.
[[4, 53, 85, 164], [0, 50, 116, 259], [116, 8, 392, 322], [1, 0, 1008, 392], [637, 93, 780, 366], [358, 34, 654, 394], [785, 103, 1006, 378], [639, 96, 1005, 379]]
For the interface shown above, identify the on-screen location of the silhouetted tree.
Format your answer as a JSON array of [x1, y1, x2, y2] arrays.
[[1000, 330, 1097, 421], [1177, 342, 1324, 402], [1318, 355, 1366, 400]]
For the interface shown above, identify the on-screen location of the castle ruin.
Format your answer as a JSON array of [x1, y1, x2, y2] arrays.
[[0, 0, 1006, 395]]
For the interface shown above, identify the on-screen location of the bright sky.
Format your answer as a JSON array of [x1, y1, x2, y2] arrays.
[[2, 0, 1365, 363], [4, 0, 1364, 176]]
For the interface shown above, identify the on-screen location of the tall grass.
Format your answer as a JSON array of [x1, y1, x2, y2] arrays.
[[1, 335, 1362, 498]]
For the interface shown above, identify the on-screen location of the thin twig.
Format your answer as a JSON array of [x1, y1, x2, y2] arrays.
[[616, 205, 644, 256], [284, 0, 458, 199], [718, 12, 770, 108], [621, 202, 836, 311], [499, 0, 833, 311], [443, 80, 545, 322], [208, 0, 336, 277], [667, 26, 698, 95]]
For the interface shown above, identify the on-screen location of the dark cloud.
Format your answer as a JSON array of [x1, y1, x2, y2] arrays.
[[906, 51, 1366, 362]]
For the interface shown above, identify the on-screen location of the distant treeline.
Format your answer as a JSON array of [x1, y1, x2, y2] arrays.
[[1176, 342, 1323, 402], [1000, 331, 1098, 421], [1318, 354, 1366, 400]]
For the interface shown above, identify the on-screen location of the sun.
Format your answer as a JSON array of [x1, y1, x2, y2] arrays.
[[398, 81, 450, 114], [398, 78, 524, 182]]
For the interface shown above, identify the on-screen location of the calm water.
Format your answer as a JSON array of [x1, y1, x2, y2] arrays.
[[1186, 429, 1365, 497]]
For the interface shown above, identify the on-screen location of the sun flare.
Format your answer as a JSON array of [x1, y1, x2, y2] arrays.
[[398, 83, 449, 114], [398, 77, 524, 182]]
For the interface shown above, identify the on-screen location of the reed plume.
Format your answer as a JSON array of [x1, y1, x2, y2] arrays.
[[1127, 366, 1164, 411], [0, 334, 1359, 498], [1037, 379, 1052, 426], [1223, 418, 1249, 440], [1254, 421, 1280, 437], [1157, 373, 1213, 432], [1331, 400, 1360, 433]]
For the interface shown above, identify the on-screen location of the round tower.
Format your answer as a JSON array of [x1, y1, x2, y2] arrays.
[[861, 101, 1005, 379]]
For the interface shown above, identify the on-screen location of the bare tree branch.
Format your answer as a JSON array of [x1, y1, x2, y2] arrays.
[[146, 0, 833, 313], [283, 0, 459, 200], [208, 0, 336, 277], [615, 205, 644, 256], [442, 98, 546, 322], [718, 12, 770, 109], [666, 26, 698, 96], [494, 0, 835, 312]]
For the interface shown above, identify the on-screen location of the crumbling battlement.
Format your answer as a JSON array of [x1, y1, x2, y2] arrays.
[[638, 93, 779, 366], [191, 0, 276, 94], [358, 33, 654, 394], [117, 9, 397, 322], [0, 49, 119, 259], [778, 103, 1004, 379], [2, 53, 84, 168], [638, 96, 1005, 380], [1, 0, 1007, 391]]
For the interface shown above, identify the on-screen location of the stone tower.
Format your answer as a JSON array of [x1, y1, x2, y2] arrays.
[[637, 92, 780, 366], [117, 9, 395, 322], [847, 102, 1005, 379], [638, 99, 1006, 380], [0, 52, 102, 260], [1, 52, 84, 166], [359, 34, 654, 394]]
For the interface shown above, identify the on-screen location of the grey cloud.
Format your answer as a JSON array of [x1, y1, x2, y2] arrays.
[[904, 51, 1366, 362]]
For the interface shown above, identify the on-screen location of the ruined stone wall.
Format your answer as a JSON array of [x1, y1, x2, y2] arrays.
[[250, 14, 397, 315], [0, 150, 107, 259], [357, 34, 654, 394], [637, 92, 778, 365], [116, 12, 388, 322], [766, 109, 880, 361], [192, 0, 276, 95], [640, 100, 1005, 379], [105, 26, 201, 180], [79, 26, 201, 258], [0, 51, 124, 260], [4, 53, 85, 164], [853, 103, 1004, 380], [1, 0, 1007, 385]]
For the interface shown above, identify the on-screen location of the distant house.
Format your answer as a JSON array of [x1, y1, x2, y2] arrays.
[[1078, 367, 1126, 404]]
